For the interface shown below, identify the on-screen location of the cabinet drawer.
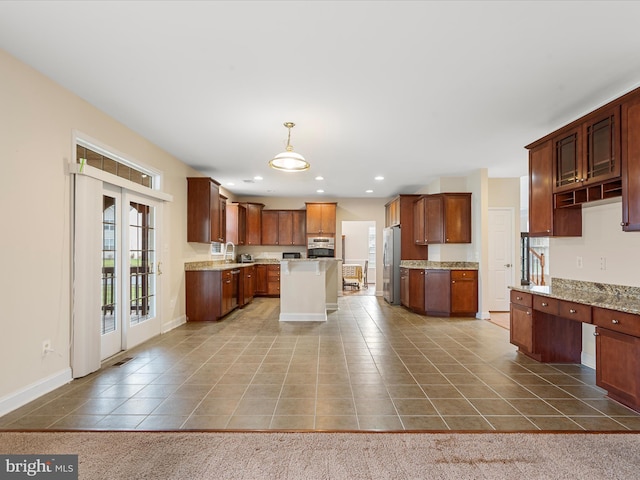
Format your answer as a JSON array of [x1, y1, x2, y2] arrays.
[[533, 295, 559, 314], [593, 307, 640, 337], [557, 300, 591, 323], [451, 270, 477, 281], [510, 290, 532, 308]]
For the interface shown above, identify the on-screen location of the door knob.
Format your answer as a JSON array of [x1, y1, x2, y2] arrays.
[[504, 264, 512, 268]]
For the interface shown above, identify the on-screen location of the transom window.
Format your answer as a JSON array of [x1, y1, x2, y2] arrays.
[[77, 144, 154, 189]]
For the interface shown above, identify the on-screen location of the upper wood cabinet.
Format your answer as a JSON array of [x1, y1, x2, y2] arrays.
[[387, 195, 427, 260], [305, 202, 336, 235], [414, 193, 471, 244], [187, 177, 225, 243], [385, 197, 400, 227], [261, 210, 306, 245], [243, 202, 264, 245], [553, 107, 621, 193], [226, 203, 246, 245], [622, 93, 640, 232]]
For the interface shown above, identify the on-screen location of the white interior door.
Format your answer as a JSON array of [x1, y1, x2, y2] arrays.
[[488, 208, 515, 311]]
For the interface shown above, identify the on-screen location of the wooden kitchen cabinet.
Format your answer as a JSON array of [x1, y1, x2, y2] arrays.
[[187, 177, 225, 243], [254, 264, 268, 295], [267, 264, 281, 296], [552, 107, 620, 194], [593, 306, 640, 410], [400, 267, 410, 307], [424, 270, 450, 316], [226, 203, 246, 246], [414, 193, 471, 244], [386, 195, 426, 260], [450, 270, 478, 317], [622, 92, 640, 231], [186, 268, 239, 322], [243, 202, 264, 245], [239, 265, 255, 307], [528, 140, 582, 237], [261, 210, 279, 245], [261, 210, 306, 246], [306, 202, 337, 235], [595, 326, 640, 411], [409, 268, 426, 314]]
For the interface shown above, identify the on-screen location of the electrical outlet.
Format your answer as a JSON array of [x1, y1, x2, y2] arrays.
[[42, 340, 51, 355], [600, 257, 607, 270], [576, 256, 583, 268]]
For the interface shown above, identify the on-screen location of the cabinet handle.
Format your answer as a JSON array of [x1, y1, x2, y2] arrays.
[[569, 309, 576, 314], [541, 302, 548, 307], [526, 311, 531, 315], [452, 280, 456, 284], [516, 296, 522, 300], [612, 319, 620, 324], [593, 332, 600, 336]]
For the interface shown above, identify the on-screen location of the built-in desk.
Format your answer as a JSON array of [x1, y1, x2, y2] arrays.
[[510, 278, 640, 413]]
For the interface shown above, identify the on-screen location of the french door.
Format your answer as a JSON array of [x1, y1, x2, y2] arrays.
[[100, 185, 161, 361]]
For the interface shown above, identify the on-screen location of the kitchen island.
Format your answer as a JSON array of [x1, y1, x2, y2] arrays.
[[279, 258, 340, 322]]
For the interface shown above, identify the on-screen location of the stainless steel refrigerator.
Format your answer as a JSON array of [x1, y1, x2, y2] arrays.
[[382, 226, 401, 304]]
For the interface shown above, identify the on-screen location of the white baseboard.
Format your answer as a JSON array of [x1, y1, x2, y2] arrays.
[[326, 303, 339, 311], [0, 368, 72, 417], [279, 313, 327, 322], [162, 314, 186, 334], [581, 351, 596, 370], [476, 311, 491, 320]]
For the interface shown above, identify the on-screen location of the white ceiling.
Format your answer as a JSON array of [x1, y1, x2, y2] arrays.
[[2, 1, 640, 199]]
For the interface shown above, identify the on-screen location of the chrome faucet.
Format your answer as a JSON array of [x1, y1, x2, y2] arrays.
[[224, 241, 236, 262]]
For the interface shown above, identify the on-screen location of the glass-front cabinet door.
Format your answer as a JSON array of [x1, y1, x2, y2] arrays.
[[585, 108, 620, 184], [553, 107, 621, 193], [553, 127, 581, 193]]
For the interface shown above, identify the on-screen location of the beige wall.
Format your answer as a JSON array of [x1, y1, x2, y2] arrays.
[[0, 46, 527, 412], [0, 49, 200, 407]]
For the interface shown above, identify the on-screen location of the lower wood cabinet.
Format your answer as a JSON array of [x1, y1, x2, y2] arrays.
[[186, 268, 241, 322], [400, 268, 410, 308], [254, 264, 280, 296], [409, 269, 426, 314], [239, 265, 255, 307], [424, 270, 450, 316], [450, 270, 478, 317], [509, 292, 640, 413], [402, 269, 478, 317], [593, 306, 640, 411]]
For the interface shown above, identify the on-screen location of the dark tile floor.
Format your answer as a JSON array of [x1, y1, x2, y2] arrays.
[[2, 295, 640, 431]]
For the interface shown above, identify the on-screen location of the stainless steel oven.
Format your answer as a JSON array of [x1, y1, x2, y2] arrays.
[[307, 236, 335, 258]]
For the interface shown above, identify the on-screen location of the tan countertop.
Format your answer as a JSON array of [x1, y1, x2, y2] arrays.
[[185, 258, 341, 271], [399, 260, 478, 270], [510, 278, 640, 315]]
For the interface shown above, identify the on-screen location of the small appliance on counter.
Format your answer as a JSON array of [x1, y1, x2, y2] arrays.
[[282, 252, 302, 259], [237, 253, 254, 263]]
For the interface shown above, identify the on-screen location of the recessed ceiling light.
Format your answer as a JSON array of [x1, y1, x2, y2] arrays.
[[315, 176, 324, 181], [374, 176, 384, 181], [316, 189, 324, 193], [366, 189, 373, 193], [254, 176, 263, 181], [227, 182, 235, 186]]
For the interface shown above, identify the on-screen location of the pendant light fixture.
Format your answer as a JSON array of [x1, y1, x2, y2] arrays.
[[269, 122, 310, 172]]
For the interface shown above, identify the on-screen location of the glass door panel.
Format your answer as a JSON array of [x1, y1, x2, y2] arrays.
[[101, 187, 122, 360]]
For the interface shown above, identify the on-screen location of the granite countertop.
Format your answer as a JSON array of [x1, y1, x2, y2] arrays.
[[185, 258, 341, 271], [510, 278, 640, 315], [399, 260, 479, 270]]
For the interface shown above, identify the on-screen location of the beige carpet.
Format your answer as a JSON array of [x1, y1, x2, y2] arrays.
[[1, 431, 639, 479]]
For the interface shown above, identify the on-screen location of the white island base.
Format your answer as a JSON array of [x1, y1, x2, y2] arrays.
[[279, 259, 340, 322]]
